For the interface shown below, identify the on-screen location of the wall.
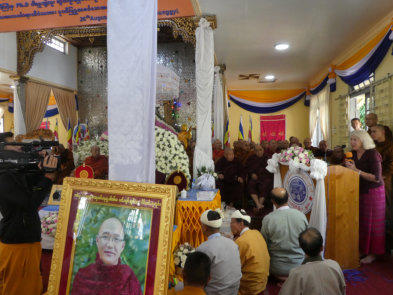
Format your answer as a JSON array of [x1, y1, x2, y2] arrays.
[[28, 44, 78, 90], [157, 42, 196, 127], [0, 32, 16, 72], [44, 114, 68, 147], [77, 47, 107, 137], [227, 98, 309, 145], [77, 42, 197, 136]]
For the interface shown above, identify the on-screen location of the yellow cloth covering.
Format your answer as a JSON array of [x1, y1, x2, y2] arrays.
[[175, 191, 221, 248], [0, 241, 42, 295], [235, 229, 270, 295]]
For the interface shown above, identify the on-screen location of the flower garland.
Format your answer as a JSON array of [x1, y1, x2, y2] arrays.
[[41, 212, 58, 238], [155, 126, 191, 182], [279, 146, 314, 165], [173, 243, 195, 268]]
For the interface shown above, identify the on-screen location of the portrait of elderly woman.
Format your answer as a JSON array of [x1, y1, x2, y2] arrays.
[[70, 204, 152, 295]]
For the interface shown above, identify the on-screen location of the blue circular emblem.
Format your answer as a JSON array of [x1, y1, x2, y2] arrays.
[[288, 177, 307, 204], [283, 170, 315, 214]]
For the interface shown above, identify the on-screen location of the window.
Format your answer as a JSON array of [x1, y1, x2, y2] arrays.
[[45, 37, 67, 53], [352, 73, 375, 91], [311, 109, 323, 147], [349, 73, 375, 131]]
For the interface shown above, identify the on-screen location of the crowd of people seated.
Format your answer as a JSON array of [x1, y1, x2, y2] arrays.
[[176, 193, 346, 295]]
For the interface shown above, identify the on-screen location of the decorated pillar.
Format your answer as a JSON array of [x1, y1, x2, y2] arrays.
[[11, 76, 27, 136], [193, 18, 215, 178], [107, 0, 157, 183]]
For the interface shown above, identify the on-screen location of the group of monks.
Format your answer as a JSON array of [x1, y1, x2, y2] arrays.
[[213, 139, 275, 210], [211, 136, 346, 210]]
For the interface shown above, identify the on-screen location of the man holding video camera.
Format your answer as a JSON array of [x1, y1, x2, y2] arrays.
[[0, 132, 58, 295]]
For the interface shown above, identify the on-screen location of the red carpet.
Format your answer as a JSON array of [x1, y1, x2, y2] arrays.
[[41, 251, 393, 294], [264, 255, 393, 295]]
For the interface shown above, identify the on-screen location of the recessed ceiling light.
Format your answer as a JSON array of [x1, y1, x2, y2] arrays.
[[275, 43, 290, 51], [10, 85, 15, 89], [265, 75, 275, 81]]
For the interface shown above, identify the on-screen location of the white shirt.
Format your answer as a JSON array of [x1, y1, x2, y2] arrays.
[[197, 233, 242, 295], [239, 227, 249, 236], [277, 205, 290, 211]]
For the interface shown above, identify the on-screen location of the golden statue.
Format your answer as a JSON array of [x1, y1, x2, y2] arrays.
[[178, 124, 192, 149]]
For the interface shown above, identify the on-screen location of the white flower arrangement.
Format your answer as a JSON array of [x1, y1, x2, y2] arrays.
[[73, 127, 191, 183], [279, 146, 314, 165], [173, 242, 195, 268], [73, 139, 109, 167], [155, 126, 191, 182]]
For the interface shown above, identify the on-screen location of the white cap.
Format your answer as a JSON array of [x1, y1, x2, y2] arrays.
[[231, 209, 251, 224], [200, 209, 222, 228]]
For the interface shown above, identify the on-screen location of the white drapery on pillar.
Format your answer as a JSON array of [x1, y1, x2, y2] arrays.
[[213, 66, 224, 145], [107, 0, 157, 183], [13, 80, 26, 136], [309, 86, 330, 146], [309, 159, 328, 247], [193, 18, 215, 178]]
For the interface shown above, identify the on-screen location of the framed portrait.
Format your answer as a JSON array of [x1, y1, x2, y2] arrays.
[[48, 184, 63, 205], [47, 177, 177, 295]]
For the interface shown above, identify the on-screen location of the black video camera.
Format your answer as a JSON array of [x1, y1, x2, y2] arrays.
[[0, 140, 60, 173]]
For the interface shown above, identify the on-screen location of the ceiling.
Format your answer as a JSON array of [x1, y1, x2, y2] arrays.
[[198, 0, 393, 89]]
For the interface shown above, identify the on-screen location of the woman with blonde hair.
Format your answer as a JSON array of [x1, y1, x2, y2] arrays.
[[346, 130, 385, 264]]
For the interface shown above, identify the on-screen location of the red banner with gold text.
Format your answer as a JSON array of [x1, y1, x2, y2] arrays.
[[0, 0, 195, 33]]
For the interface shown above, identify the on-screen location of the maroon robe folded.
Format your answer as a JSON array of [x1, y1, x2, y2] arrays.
[[215, 157, 245, 204], [71, 256, 143, 295]]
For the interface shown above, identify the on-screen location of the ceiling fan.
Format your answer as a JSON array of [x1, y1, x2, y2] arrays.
[[238, 73, 260, 80]]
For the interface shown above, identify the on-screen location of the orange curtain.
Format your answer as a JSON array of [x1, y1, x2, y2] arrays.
[[52, 87, 77, 130], [25, 82, 51, 133]]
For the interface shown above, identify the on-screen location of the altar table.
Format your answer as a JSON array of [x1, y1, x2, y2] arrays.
[[169, 189, 221, 279], [175, 189, 221, 248]]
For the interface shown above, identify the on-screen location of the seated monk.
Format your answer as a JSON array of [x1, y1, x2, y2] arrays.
[[265, 140, 279, 158], [71, 218, 142, 295], [313, 140, 333, 160], [215, 148, 244, 207], [53, 144, 75, 184], [212, 139, 224, 163], [84, 146, 108, 179], [233, 140, 243, 160], [245, 144, 273, 210]]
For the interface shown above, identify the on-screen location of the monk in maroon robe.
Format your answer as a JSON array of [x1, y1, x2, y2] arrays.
[[245, 144, 273, 209], [71, 218, 142, 295], [84, 146, 109, 179], [215, 148, 244, 207], [265, 139, 279, 159], [212, 139, 224, 163]]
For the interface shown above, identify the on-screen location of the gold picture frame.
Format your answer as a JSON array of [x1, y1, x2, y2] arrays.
[[47, 177, 177, 295], [48, 184, 63, 206]]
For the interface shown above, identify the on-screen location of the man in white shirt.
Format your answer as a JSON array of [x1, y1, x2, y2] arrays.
[[197, 209, 242, 295], [279, 227, 346, 295], [261, 188, 308, 279]]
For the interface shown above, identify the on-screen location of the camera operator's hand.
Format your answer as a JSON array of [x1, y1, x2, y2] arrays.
[[39, 155, 58, 181]]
